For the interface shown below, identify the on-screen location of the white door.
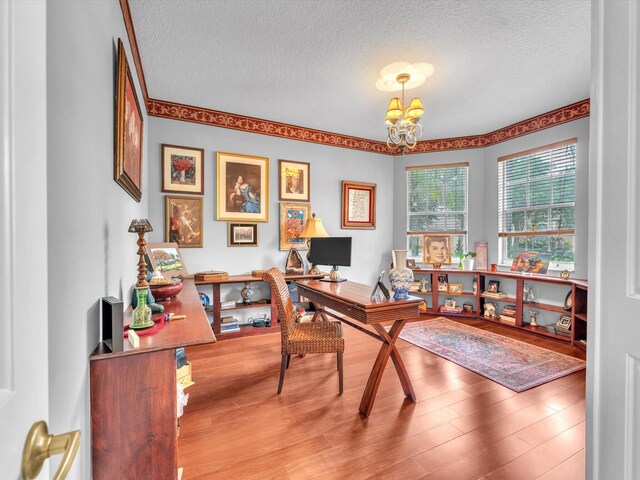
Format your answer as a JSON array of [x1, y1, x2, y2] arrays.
[[589, 1, 640, 478], [0, 1, 51, 476]]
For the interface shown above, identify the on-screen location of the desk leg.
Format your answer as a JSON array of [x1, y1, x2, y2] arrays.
[[212, 284, 221, 336], [359, 318, 414, 417]]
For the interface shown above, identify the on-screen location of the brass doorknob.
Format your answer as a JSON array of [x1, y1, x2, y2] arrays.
[[22, 421, 80, 480]]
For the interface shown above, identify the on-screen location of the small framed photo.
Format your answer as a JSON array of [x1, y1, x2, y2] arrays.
[[162, 144, 204, 195], [487, 280, 500, 293], [279, 202, 311, 251], [463, 303, 474, 312], [146, 242, 188, 279], [437, 274, 449, 292], [556, 314, 572, 329], [563, 291, 573, 311], [448, 283, 463, 295], [165, 195, 203, 248], [423, 234, 452, 265], [228, 223, 258, 247], [406, 259, 416, 269], [341, 180, 376, 229], [279, 159, 310, 202], [444, 298, 456, 308]]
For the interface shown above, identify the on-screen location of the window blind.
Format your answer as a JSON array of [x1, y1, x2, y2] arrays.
[[406, 163, 468, 258], [497, 139, 576, 265]]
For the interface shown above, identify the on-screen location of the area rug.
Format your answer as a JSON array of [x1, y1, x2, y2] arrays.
[[399, 317, 586, 392]]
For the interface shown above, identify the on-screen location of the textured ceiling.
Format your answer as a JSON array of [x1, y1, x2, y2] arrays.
[[129, 0, 590, 141]]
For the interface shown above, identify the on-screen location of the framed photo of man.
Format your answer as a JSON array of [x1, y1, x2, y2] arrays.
[[279, 159, 310, 202], [422, 234, 452, 265]]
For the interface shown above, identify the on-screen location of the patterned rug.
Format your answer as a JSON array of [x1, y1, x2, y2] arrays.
[[399, 317, 586, 392]]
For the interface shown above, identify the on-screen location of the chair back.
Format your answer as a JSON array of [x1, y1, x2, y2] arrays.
[[262, 268, 296, 343]]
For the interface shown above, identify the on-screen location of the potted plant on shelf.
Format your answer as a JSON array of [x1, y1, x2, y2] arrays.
[[459, 251, 477, 270]]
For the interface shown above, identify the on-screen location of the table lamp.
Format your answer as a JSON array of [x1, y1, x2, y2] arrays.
[[299, 213, 329, 275], [128, 218, 154, 329]]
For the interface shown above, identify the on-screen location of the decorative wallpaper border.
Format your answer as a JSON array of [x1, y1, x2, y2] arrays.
[[147, 99, 390, 154]]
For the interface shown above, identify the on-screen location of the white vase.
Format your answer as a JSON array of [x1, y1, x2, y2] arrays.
[[388, 249, 413, 299], [462, 258, 475, 271]]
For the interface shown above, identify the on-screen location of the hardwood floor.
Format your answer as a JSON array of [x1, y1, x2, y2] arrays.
[[179, 318, 586, 479]]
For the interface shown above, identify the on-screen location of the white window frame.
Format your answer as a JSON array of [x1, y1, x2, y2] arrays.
[[497, 139, 577, 270], [406, 162, 469, 264]]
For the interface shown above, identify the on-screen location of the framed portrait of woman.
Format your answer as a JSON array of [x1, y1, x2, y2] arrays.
[[216, 152, 269, 222]]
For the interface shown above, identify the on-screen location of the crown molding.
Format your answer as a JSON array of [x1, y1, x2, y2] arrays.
[[147, 98, 390, 154], [119, 0, 149, 110]]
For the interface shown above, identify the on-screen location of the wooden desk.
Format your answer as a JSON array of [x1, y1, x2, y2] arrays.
[[89, 280, 215, 479], [196, 273, 324, 337], [296, 280, 422, 417]]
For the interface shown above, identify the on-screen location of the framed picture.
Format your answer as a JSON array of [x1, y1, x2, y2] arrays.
[[556, 314, 572, 329], [341, 181, 376, 229], [162, 144, 204, 194], [444, 298, 456, 308], [217, 152, 269, 222], [563, 291, 573, 311], [422, 234, 452, 265], [510, 251, 550, 274], [146, 242, 188, 279], [114, 38, 144, 202], [279, 159, 310, 202], [463, 303, 474, 312], [227, 223, 258, 247], [279, 202, 311, 251], [165, 195, 203, 248], [448, 283, 463, 295], [487, 280, 500, 293], [406, 259, 416, 269], [437, 274, 449, 292]]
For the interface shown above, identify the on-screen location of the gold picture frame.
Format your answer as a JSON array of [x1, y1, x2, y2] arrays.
[[162, 144, 204, 195], [422, 234, 452, 265], [114, 38, 144, 202], [217, 152, 269, 222], [448, 284, 463, 295], [279, 159, 310, 202], [165, 195, 203, 248], [279, 202, 311, 251]]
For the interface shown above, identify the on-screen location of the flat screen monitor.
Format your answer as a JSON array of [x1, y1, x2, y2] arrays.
[[309, 237, 352, 267]]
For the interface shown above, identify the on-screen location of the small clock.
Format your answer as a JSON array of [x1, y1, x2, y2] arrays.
[[560, 269, 570, 280]]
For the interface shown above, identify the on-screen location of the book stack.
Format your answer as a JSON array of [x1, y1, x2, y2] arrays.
[[483, 291, 508, 298], [220, 316, 240, 333], [194, 270, 229, 281], [439, 305, 463, 314], [554, 325, 571, 338], [221, 300, 237, 309], [502, 304, 517, 316], [408, 281, 421, 293], [499, 315, 516, 325]]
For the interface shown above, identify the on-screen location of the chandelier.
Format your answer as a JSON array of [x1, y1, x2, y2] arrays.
[[385, 73, 424, 154]]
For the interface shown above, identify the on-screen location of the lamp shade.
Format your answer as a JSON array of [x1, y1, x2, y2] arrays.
[[385, 97, 403, 125], [406, 98, 424, 119], [128, 218, 153, 233], [300, 213, 329, 238]]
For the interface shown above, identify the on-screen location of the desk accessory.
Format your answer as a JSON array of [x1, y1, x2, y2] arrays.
[[370, 271, 390, 301], [101, 296, 124, 352], [128, 219, 155, 330]]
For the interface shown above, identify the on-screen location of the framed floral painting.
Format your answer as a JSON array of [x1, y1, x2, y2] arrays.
[[217, 152, 269, 222], [279, 159, 310, 202], [279, 202, 311, 251], [114, 38, 144, 202], [162, 144, 204, 194], [341, 181, 376, 229], [165, 195, 203, 248]]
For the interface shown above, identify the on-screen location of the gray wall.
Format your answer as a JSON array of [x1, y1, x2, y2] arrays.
[[147, 117, 395, 290], [392, 117, 590, 278], [47, 2, 148, 477]]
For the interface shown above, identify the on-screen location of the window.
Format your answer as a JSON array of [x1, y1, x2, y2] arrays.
[[406, 163, 468, 262], [498, 139, 576, 269]]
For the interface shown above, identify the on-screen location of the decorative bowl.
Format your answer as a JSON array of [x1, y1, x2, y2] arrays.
[[149, 281, 183, 301]]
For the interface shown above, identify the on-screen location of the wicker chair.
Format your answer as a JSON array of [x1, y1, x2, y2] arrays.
[[262, 268, 344, 394]]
